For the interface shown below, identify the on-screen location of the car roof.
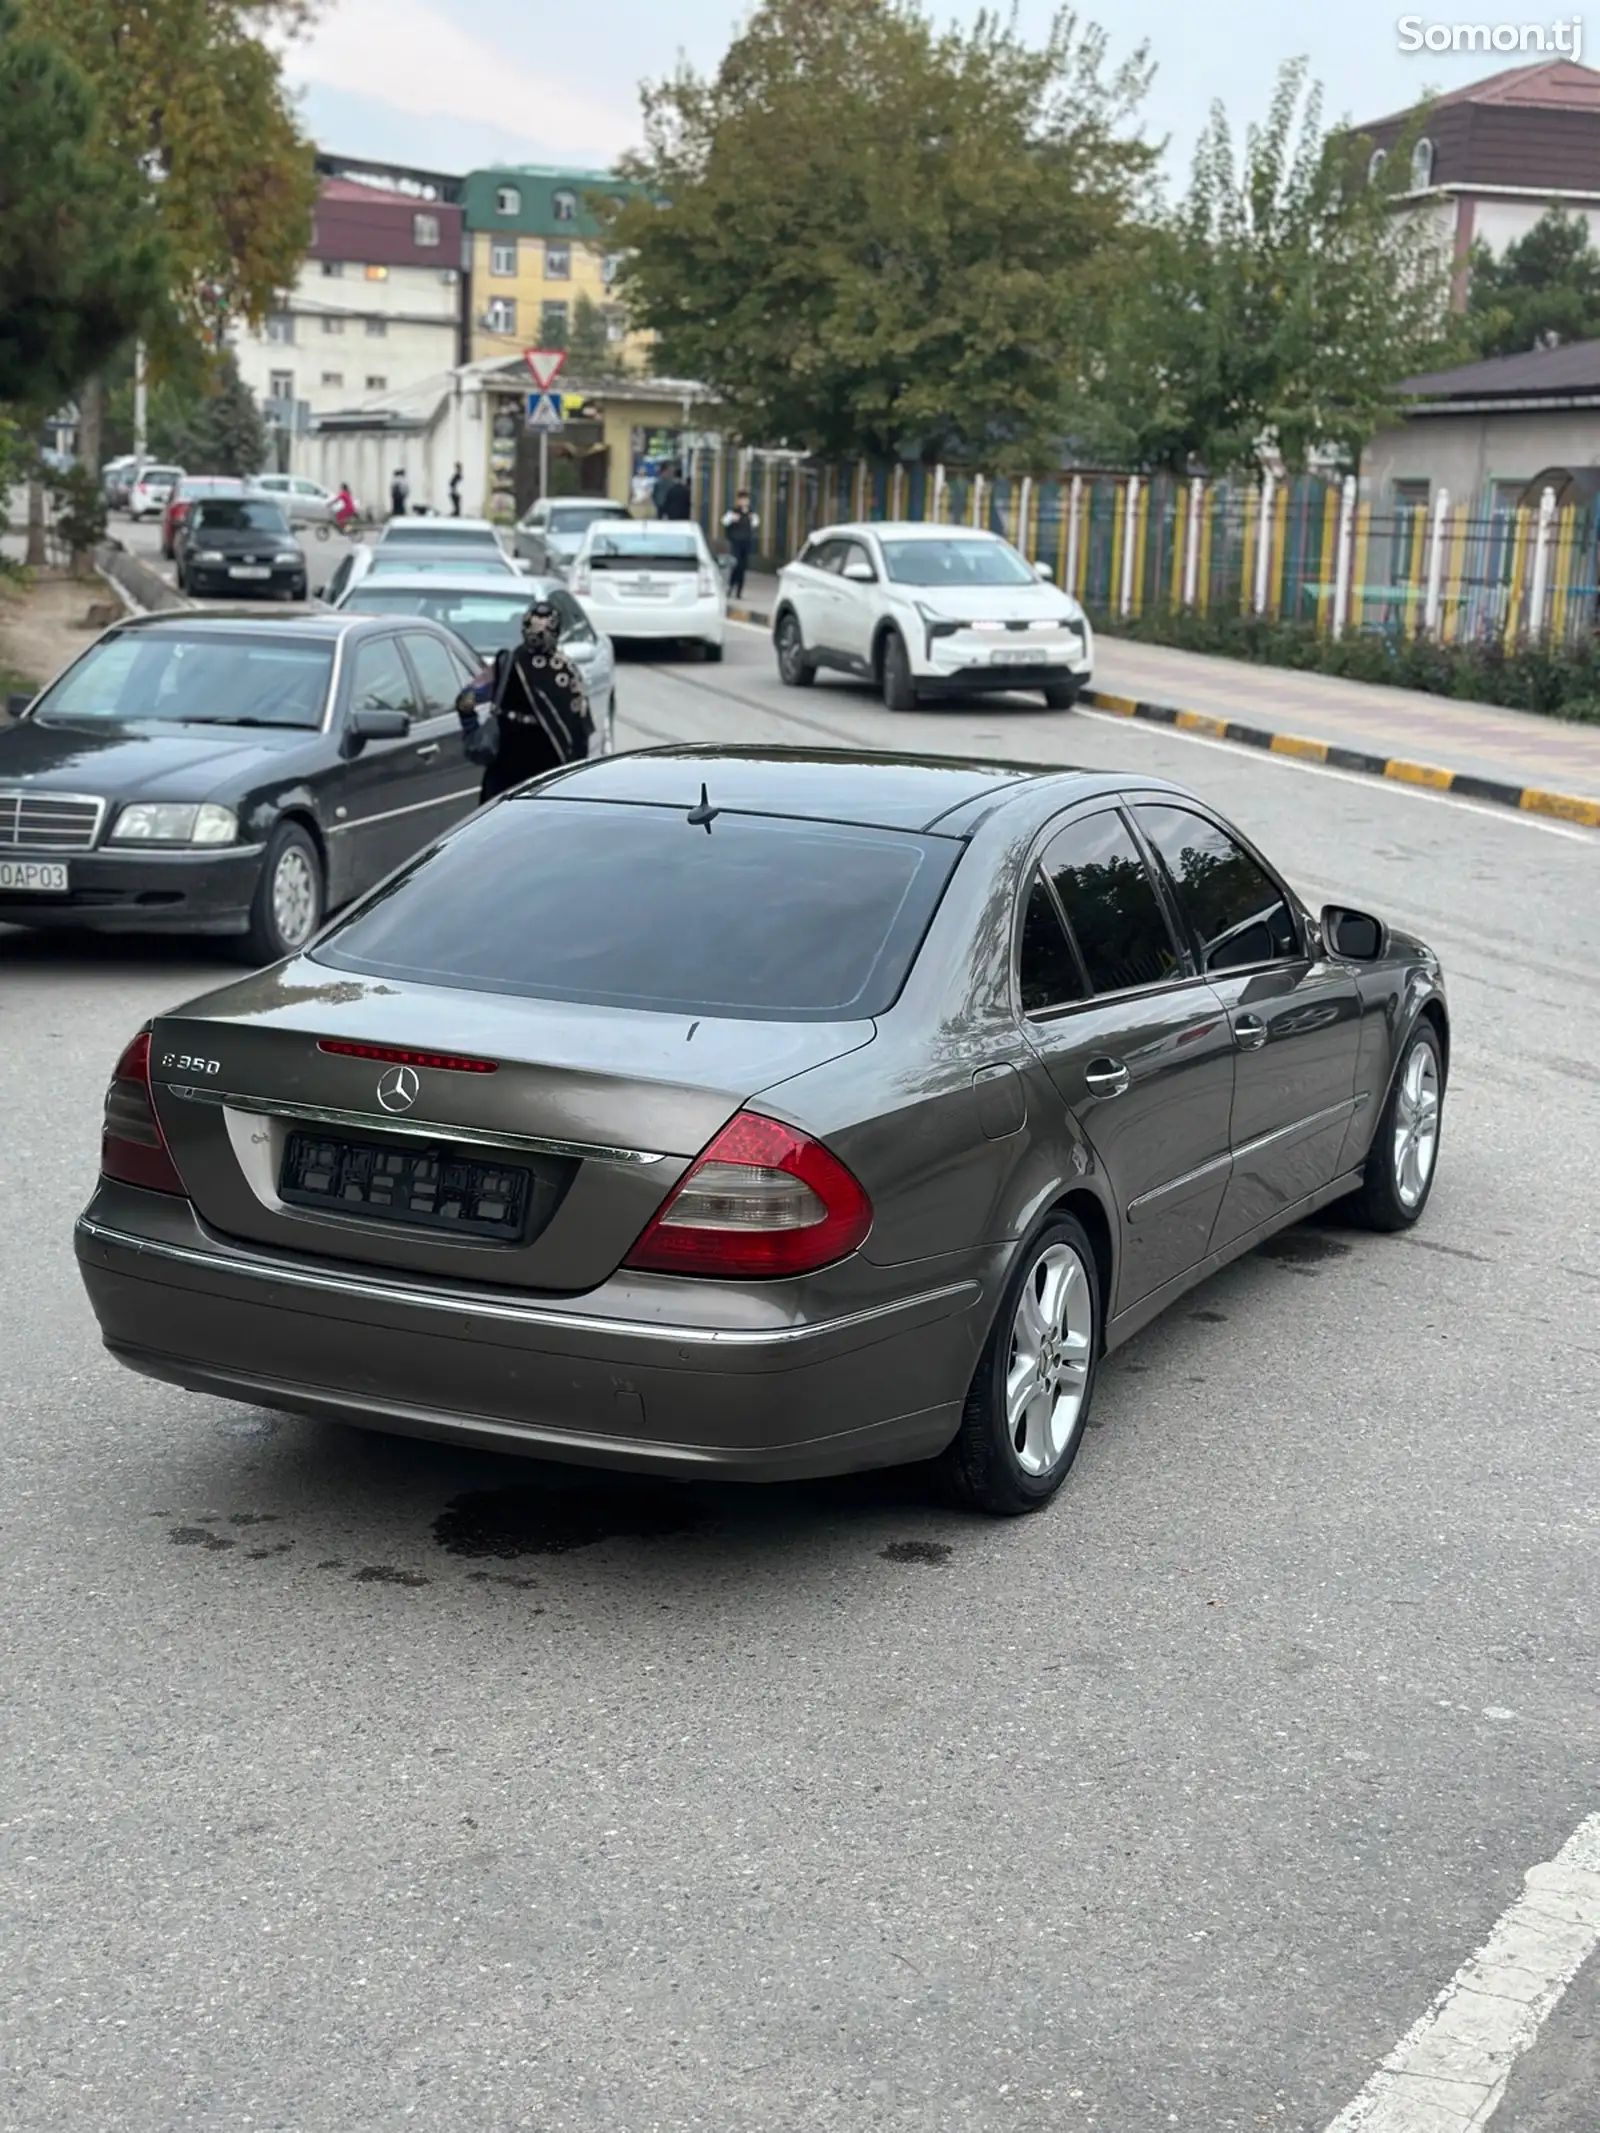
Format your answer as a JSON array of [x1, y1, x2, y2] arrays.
[[816, 521, 1010, 544], [343, 570, 553, 595], [537, 746, 1112, 834]]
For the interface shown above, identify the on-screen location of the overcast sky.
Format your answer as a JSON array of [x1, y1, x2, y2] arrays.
[[283, 1, 1584, 187]]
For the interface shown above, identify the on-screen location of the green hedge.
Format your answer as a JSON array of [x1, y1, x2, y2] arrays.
[[1089, 607, 1600, 723]]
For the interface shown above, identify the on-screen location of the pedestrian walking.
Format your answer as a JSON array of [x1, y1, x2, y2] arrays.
[[651, 463, 673, 518], [454, 599, 592, 804], [449, 462, 463, 517], [661, 465, 692, 522], [721, 489, 759, 600], [389, 468, 409, 519]]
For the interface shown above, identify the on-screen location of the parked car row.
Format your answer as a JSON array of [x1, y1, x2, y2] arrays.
[[102, 458, 349, 529]]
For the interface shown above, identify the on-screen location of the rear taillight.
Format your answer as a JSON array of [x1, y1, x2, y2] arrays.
[[572, 561, 591, 595], [101, 1031, 187, 1196], [697, 563, 715, 596], [624, 1111, 871, 1279]]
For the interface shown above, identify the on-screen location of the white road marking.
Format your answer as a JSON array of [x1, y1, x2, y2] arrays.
[[1321, 1812, 1600, 2132], [723, 617, 1595, 842]]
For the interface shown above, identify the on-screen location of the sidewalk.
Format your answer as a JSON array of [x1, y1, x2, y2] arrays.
[[725, 571, 1600, 828]]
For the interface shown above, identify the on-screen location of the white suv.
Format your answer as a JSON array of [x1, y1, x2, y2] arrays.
[[772, 521, 1093, 711]]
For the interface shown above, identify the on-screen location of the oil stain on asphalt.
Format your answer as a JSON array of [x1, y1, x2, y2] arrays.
[[1256, 1229, 1353, 1276], [880, 1539, 953, 1566], [433, 1482, 705, 1560]]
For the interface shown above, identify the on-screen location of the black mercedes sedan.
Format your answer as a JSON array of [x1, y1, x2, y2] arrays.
[[0, 612, 482, 961]]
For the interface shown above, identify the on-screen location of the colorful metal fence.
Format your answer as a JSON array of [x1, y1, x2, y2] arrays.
[[685, 448, 1599, 648]]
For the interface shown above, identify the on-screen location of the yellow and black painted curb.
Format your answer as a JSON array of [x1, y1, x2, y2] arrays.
[[724, 602, 1599, 829], [1081, 688, 1600, 830]]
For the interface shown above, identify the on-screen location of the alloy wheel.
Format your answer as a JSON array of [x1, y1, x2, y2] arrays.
[[1006, 1242, 1094, 1474], [1392, 1041, 1440, 1210], [271, 847, 318, 950]]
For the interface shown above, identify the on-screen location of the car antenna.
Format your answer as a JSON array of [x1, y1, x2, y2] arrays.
[[685, 781, 719, 833]]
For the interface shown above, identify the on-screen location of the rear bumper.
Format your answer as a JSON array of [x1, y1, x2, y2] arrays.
[[583, 594, 724, 644], [0, 844, 263, 934], [75, 1187, 987, 1481]]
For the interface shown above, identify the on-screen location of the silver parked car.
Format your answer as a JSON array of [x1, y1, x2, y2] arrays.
[[74, 749, 1448, 1516], [335, 570, 617, 749], [514, 496, 631, 577]]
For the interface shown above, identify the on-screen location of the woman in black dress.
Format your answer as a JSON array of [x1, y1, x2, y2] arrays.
[[455, 599, 592, 803]]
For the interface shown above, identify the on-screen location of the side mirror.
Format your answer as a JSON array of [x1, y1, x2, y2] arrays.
[[343, 706, 409, 756], [1034, 560, 1054, 581], [1321, 904, 1387, 961], [842, 559, 876, 583]]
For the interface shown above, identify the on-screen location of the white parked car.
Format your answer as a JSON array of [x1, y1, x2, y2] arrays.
[[127, 465, 184, 520], [323, 539, 522, 608], [772, 521, 1094, 711], [375, 515, 509, 559], [570, 520, 726, 659], [513, 496, 631, 576], [254, 473, 341, 524]]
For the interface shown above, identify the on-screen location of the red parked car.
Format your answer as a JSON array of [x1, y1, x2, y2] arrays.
[[161, 476, 249, 560]]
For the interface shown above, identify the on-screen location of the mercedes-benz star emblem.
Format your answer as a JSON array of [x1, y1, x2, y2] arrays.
[[376, 1065, 420, 1114]]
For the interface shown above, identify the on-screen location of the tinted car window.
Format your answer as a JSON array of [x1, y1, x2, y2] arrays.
[[349, 638, 418, 717], [1136, 804, 1298, 972], [382, 524, 500, 550], [29, 630, 331, 728], [315, 800, 961, 1021], [1042, 811, 1181, 995], [1018, 872, 1087, 1014], [403, 633, 466, 713], [589, 529, 702, 570], [342, 589, 592, 655], [192, 500, 291, 534]]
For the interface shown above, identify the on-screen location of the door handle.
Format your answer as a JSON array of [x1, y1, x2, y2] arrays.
[[1233, 1014, 1268, 1050], [414, 741, 440, 759], [1084, 1057, 1130, 1099]]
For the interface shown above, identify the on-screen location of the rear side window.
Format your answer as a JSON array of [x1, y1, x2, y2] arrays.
[[1018, 873, 1086, 1014], [1135, 804, 1299, 972], [1041, 811, 1182, 995], [314, 799, 961, 1021]]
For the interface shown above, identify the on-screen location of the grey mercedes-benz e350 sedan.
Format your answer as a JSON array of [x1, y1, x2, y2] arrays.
[[74, 747, 1448, 1515]]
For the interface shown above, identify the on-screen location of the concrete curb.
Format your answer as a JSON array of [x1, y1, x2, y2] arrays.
[[95, 541, 189, 615], [1081, 687, 1600, 830], [723, 600, 1599, 830]]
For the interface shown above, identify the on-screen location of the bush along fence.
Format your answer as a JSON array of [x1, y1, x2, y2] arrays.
[[685, 449, 1599, 653]]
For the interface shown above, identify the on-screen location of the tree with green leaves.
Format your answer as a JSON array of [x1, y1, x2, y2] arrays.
[[0, 0, 167, 411], [609, 0, 1155, 467], [1467, 209, 1600, 356], [1099, 61, 1457, 474], [16, 0, 319, 467], [566, 293, 625, 382]]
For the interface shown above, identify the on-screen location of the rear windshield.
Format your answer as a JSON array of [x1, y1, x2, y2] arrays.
[[590, 529, 700, 570], [193, 500, 290, 533], [368, 550, 518, 578], [29, 630, 332, 729], [315, 798, 959, 1020], [549, 504, 627, 531], [342, 586, 592, 651], [383, 524, 499, 548]]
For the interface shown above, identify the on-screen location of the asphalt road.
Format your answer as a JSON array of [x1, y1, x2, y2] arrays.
[[4, 618, 1598, 2133]]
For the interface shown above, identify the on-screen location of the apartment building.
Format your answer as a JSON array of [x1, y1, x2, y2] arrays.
[[462, 165, 649, 368], [234, 176, 466, 429]]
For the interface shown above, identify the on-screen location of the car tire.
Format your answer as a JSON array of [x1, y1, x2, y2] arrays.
[[702, 641, 724, 663], [240, 821, 324, 966], [939, 1212, 1102, 1516], [880, 628, 918, 712], [1043, 682, 1080, 710], [775, 609, 816, 687], [1345, 1019, 1444, 1232]]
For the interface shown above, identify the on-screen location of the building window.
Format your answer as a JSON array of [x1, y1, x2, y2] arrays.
[[269, 370, 294, 401], [540, 300, 569, 345], [321, 370, 344, 388], [321, 260, 344, 278], [495, 184, 521, 216], [265, 312, 294, 344], [1410, 137, 1435, 188], [365, 264, 389, 282], [322, 314, 344, 334], [490, 239, 518, 276], [552, 188, 577, 221], [366, 317, 388, 338], [604, 306, 627, 344], [544, 242, 571, 280], [413, 211, 440, 246], [485, 296, 517, 335], [365, 375, 388, 392], [1368, 147, 1387, 182], [602, 251, 625, 287]]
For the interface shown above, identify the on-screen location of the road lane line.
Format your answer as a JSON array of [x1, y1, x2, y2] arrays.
[[1320, 1813, 1600, 2133]]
